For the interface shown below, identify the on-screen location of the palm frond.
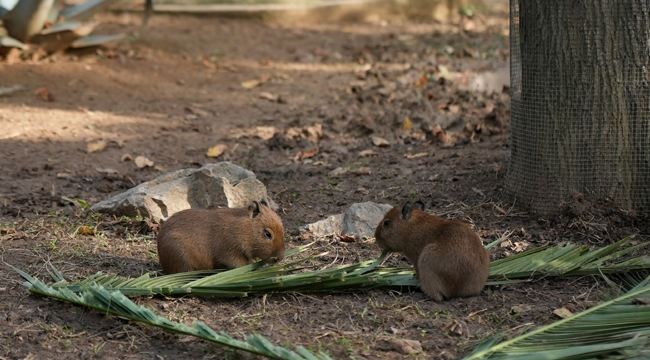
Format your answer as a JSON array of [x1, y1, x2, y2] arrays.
[[46, 247, 418, 296], [463, 275, 650, 360], [11, 264, 333, 360], [488, 236, 650, 279], [38, 236, 650, 297]]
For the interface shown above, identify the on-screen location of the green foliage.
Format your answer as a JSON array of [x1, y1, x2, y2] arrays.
[[46, 245, 416, 297], [21, 236, 650, 298], [11, 265, 332, 360], [464, 275, 650, 360], [9, 235, 650, 360]]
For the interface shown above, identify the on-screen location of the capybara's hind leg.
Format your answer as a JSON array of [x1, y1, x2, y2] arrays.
[[417, 245, 450, 301], [416, 262, 446, 301]]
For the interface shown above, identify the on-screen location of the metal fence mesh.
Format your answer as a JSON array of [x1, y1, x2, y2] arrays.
[[504, 0, 650, 214]]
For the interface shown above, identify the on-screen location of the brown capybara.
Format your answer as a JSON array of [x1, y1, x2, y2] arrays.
[[156, 200, 285, 274], [374, 200, 489, 301]]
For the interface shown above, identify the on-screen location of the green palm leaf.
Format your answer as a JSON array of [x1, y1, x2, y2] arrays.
[[40, 235, 650, 297], [463, 276, 650, 360], [11, 264, 332, 360], [12, 236, 650, 360]]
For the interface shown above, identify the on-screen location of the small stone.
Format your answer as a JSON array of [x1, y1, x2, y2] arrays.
[[300, 201, 392, 238]]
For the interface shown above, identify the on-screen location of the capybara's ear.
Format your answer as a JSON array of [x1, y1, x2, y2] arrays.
[[401, 201, 414, 220], [248, 201, 261, 218], [414, 200, 425, 211]]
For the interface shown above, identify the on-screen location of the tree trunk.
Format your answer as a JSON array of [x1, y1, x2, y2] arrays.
[[505, 0, 650, 213]]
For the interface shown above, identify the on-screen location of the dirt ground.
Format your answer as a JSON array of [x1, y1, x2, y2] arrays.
[[0, 7, 647, 360]]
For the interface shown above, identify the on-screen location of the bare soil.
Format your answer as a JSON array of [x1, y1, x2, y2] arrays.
[[0, 9, 645, 360]]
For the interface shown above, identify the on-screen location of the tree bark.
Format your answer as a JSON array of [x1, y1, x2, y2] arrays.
[[505, 0, 650, 213]]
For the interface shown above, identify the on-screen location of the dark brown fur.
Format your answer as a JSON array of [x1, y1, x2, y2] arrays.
[[374, 201, 489, 301], [156, 201, 285, 274]]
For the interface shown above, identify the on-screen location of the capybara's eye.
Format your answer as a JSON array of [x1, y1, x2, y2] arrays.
[[383, 220, 390, 227], [263, 229, 272, 239]]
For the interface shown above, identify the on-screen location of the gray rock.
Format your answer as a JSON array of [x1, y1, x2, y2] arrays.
[[222, 177, 278, 210], [91, 162, 277, 222], [301, 201, 393, 238], [302, 213, 344, 237]]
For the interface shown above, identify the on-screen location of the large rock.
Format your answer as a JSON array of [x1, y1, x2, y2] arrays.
[[301, 201, 393, 238], [91, 162, 277, 221]]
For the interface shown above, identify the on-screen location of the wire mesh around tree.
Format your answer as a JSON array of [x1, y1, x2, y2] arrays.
[[504, 0, 650, 214]]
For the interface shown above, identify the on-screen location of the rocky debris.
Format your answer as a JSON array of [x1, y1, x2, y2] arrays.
[[91, 162, 277, 222], [300, 201, 393, 238]]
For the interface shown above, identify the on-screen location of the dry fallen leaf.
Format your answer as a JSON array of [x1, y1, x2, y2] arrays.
[[256, 126, 276, 140], [443, 320, 466, 336], [206, 144, 228, 158], [340, 234, 355, 243], [135, 156, 154, 168], [241, 79, 262, 89], [358, 149, 378, 157], [35, 87, 55, 101], [241, 74, 271, 89], [430, 124, 447, 143], [178, 336, 197, 343], [372, 136, 390, 147], [285, 127, 301, 139], [230, 128, 256, 139], [184, 106, 209, 117], [203, 58, 218, 70], [350, 167, 372, 175], [513, 241, 529, 253], [311, 161, 331, 166], [95, 167, 118, 174], [416, 75, 428, 88], [121, 154, 133, 162], [294, 148, 318, 162], [87, 140, 107, 153], [494, 204, 509, 215], [500, 240, 513, 248], [403, 117, 413, 132], [405, 152, 428, 159], [377, 82, 397, 96], [328, 167, 346, 177], [78, 106, 94, 116], [390, 327, 408, 335], [449, 104, 461, 114], [553, 307, 573, 319], [356, 187, 370, 195], [111, 139, 124, 148], [305, 124, 323, 143], [78, 226, 94, 235], [510, 304, 534, 314], [384, 338, 422, 355], [259, 92, 278, 101]]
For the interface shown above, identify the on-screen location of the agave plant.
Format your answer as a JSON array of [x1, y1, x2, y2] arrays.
[[0, 0, 140, 59]]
